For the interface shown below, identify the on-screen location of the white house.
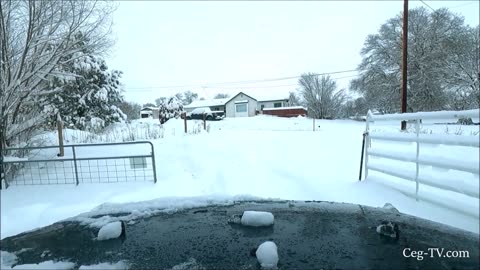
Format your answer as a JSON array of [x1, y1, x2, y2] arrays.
[[225, 92, 258, 117], [183, 91, 290, 118], [257, 99, 289, 111]]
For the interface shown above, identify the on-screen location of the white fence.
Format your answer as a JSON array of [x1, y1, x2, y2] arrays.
[[363, 109, 479, 217]]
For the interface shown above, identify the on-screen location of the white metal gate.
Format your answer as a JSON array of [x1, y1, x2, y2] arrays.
[[362, 109, 479, 217]]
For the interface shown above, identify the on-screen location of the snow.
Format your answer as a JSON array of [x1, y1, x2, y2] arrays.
[[383, 203, 399, 213], [1, 257, 75, 270], [1, 251, 18, 268], [71, 195, 266, 229], [376, 221, 398, 239], [3, 156, 28, 162], [241, 211, 274, 227], [1, 116, 479, 240], [97, 221, 123, 241], [184, 98, 230, 109], [242, 90, 288, 102], [140, 107, 158, 111], [79, 261, 127, 270], [368, 148, 479, 175], [94, 88, 108, 102], [369, 131, 480, 147], [368, 109, 479, 122], [256, 241, 279, 269]]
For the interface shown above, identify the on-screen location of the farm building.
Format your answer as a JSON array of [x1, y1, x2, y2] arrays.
[[262, 106, 308, 118], [140, 107, 159, 119]]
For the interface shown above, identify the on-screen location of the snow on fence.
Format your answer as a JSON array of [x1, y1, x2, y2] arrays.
[[363, 109, 479, 217]]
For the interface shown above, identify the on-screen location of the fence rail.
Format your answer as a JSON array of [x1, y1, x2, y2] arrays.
[[362, 109, 479, 214], [1, 141, 157, 188]]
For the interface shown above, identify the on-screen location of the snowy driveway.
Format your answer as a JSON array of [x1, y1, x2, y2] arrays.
[[1, 117, 479, 238]]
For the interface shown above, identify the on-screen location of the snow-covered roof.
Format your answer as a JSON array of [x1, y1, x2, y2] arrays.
[[185, 91, 289, 108], [140, 107, 158, 111], [184, 98, 230, 109], [242, 91, 289, 102]]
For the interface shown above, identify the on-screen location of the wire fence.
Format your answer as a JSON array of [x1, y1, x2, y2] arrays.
[[1, 141, 157, 188]]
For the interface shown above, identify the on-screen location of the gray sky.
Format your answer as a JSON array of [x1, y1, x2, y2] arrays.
[[107, 1, 479, 105]]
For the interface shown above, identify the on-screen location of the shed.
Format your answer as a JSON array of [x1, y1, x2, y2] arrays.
[[140, 107, 159, 119]]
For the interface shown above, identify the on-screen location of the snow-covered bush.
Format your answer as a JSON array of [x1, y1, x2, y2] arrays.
[[159, 96, 184, 124]]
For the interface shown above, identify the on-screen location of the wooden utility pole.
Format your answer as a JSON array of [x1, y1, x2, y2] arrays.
[[401, 0, 409, 130]]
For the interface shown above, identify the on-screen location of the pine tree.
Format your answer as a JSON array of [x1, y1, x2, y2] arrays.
[[39, 32, 126, 131]]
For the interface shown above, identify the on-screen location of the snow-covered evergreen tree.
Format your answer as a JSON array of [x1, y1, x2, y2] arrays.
[[158, 96, 184, 124], [39, 32, 126, 131]]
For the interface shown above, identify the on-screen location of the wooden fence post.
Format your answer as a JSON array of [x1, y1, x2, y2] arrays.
[[203, 113, 206, 130], [57, 113, 64, 157], [183, 112, 187, 133]]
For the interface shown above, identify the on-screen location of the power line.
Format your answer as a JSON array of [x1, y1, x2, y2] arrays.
[[123, 68, 358, 90], [216, 83, 298, 90], [124, 73, 361, 93], [449, 2, 476, 10], [420, 0, 436, 12], [204, 74, 360, 89]]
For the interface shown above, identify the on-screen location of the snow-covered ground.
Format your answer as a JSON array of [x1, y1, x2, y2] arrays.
[[1, 115, 479, 239]]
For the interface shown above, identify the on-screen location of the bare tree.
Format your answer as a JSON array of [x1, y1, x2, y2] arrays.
[[118, 101, 142, 121], [154, 97, 166, 106], [0, 0, 115, 147], [213, 93, 229, 99], [288, 91, 302, 106], [342, 97, 368, 118], [444, 25, 479, 110], [351, 7, 478, 113], [143, 103, 156, 108], [298, 74, 346, 119], [182, 91, 198, 105]]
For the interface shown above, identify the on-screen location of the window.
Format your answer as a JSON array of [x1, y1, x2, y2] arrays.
[[274, 102, 282, 108], [261, 105, 265, 110], [236, 103, 247, 112]]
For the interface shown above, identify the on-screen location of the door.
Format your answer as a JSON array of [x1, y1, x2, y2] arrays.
[[235, 102, 248, 117]]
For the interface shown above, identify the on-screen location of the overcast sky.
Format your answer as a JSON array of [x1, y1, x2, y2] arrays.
[[107, 1, 479, 105]]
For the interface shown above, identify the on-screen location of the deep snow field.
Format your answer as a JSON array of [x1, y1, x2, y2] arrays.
[[1, 115, 479, 240]]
